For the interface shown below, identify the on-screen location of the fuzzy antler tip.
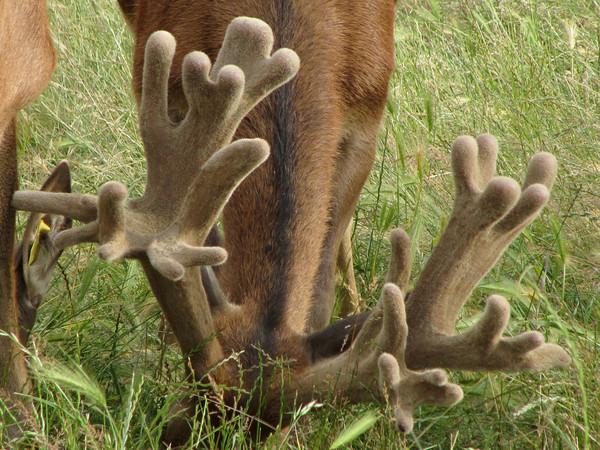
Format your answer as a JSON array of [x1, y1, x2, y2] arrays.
[[98, 181, 128, 201], [452, 135, 478, 151], [476, 133, 498, 149], [525, 152, 557, 189], [477, 176, 521, 225], [269, 47, 301, 79], [229, 16, 274, 47], [385, 228, 412, 290], [451, 135, 483, 193], [379, 284, 406, 353], [452, 134, 500, 194], [389, 228, 410, 249], [146, 30, 177, 57]]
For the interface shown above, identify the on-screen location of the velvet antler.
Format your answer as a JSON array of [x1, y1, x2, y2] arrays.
[[402, 135, 571, 371], [12, 18, 300, 376], [293, 282, 463, 433], [304, 141, 570, 428], [320, 137, 571, 372]]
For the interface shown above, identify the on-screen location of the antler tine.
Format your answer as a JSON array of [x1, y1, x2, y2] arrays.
[[403, 134, 570, 371], [140, 30, 175, 135], [176, 138, 269, 239], [96, 182, 128, 261], [212, 17, 300, 107], [291, 239, 462, 433], [12, 191, 97, 223], [378, 353, 461, 433], [385, 228, 412, 292]]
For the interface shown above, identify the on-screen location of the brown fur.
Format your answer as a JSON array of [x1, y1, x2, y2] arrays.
[[0, 1, 55, 397]]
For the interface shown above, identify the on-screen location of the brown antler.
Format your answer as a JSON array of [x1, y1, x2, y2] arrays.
[[301, 139, 570, 429], [403, 135, 571, 371], [311, 138, 571, 373], [288, 232, 462, 433], [12, 18, 300, 377], [291, 136, 574, 432]]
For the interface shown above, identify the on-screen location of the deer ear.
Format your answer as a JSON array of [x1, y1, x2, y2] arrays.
[[16, 161, 72, 343], [117, 0, 138, 30], [22, 161, 72, 258], [39, 159, 71, 193]]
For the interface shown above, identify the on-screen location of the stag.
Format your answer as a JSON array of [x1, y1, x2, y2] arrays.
[[10, 16, 570, 446]]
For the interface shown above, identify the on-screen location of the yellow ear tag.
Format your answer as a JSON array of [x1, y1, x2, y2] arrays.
[[28, 221, 51, 266]]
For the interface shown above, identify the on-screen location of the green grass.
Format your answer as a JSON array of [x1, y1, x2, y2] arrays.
[[5, 0, 599, 448]]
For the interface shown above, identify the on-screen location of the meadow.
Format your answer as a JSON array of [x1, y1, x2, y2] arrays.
[[5, 0, 599, 448]]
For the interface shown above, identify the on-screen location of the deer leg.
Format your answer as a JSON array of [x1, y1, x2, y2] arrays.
[[308, 123, 378, 331], [0, 120, 30, 395], [0, 120, 33, 442]]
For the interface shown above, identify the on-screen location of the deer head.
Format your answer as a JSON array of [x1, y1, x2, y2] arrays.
[[14, 161, 72, 344], [10, 17, 570, 444]]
